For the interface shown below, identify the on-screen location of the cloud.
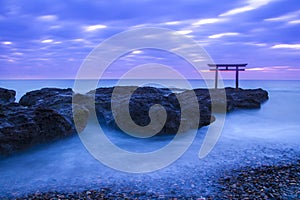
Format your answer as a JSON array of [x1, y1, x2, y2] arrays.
[[71, 38, 87, 43], [208, 32, 240, 39], [163, 21, 181, 25], [287, 68, 300, 71], [247, 67, 267, 71], [220, 0, 276, 17], [12, 52, 24, 56], [271, 44, 300, 49], [243, 42, 267, 47], [84, 24, 107, 32], [265, 10, 300, 22], [288, 20, 300, 24], [36, 15, 58, 21], [2, 41, 12, 45], [131, 50, 143, 54], [0, 0, 299, 79], [41, 39, 53, 43], [192, 18, 225, 26], [247, 66, 292, 72], [264, 9, 300, 26], [175, 30, 193, 35]]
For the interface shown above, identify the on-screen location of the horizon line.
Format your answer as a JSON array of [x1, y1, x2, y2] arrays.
[[1, 78, 300, 81]]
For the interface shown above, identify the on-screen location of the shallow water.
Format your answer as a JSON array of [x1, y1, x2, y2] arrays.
[[0, 80, 299, 197]]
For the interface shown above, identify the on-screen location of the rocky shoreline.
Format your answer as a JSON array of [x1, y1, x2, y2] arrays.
[[7, 159, 298, 199], [0, 86, 268, 155], [2, 86, 299, 199]]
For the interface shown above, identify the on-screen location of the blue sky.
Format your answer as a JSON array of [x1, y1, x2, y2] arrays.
[[0, 0, 300, 79]]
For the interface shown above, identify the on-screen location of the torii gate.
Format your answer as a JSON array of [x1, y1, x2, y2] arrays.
[[208, 64, 247, 89]]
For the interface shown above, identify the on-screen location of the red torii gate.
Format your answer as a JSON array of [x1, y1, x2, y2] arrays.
[[208, 64, 247, 89]]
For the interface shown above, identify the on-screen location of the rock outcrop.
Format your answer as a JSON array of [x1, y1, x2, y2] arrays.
[[0, 88, 89, 155], [225, 88, 269, 110], [88, 86, 214, 135], [0, 87, 16, 104], [19, 88, 89, 133], [0, 86, 268, 155], [0, 103, 74, 155]]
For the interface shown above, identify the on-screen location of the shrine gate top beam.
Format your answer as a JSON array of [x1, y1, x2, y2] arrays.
[[208, 64, 247, 89]]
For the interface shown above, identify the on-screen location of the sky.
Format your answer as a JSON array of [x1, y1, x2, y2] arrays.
[[0, 0, 300, 80]]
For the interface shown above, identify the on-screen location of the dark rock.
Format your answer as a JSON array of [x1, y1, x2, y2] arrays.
[[0, 103, 74, 155], [0, 87, 16, 105], [19, 88, 73, 108], [225, 87, 269, 110], [87, 86, 268, 134], [88, 86, 211, 134], [0, 88, 90, 155], [0, 86, 268, 155], [19, 88, 89, 133]]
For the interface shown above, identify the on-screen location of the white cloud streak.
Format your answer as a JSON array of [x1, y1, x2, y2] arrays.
[[192, 18, 223, 26], [220, 0, 276, 17], [175, 30, 193, 35], [288, 20, 300, 24], [2, 41, 12, 45], [41, 39, 53, 43], [265, 10, 300, 25], [248, 66, 292, 71], [131, 50, 143, 54], [84, 24, 107, 32], [208, 32, 239, 39], [37, 15, 58, 21], [164, 21, 181, 25], [271, 44, 300, 49]]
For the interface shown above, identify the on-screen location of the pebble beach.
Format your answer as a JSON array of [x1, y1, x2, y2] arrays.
[[10, 159, 300, 199]]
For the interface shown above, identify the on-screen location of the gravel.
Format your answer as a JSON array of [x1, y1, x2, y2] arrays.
[[7, 160, 299, 200], [217, 160, 300, 200]]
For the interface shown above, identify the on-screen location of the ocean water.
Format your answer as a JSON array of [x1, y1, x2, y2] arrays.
[[0, 80, 300, 197]]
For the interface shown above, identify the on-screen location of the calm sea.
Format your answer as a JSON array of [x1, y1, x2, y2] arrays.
[[1, 79, 300, 100]]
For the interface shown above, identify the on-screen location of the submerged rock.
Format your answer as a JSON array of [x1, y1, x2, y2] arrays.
[[0, 86, 268, 155]]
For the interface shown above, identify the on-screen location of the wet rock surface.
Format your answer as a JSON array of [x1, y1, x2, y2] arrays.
[[0, 88, 16, 105], [88, 87, 268, 135], [19, 88, 87, 128], [0, 86, 268, 155], [225, 87, 269, 110], [0, 88, 89, 155], [89, 86, 212, 134], [0, 103, 74, 155]]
